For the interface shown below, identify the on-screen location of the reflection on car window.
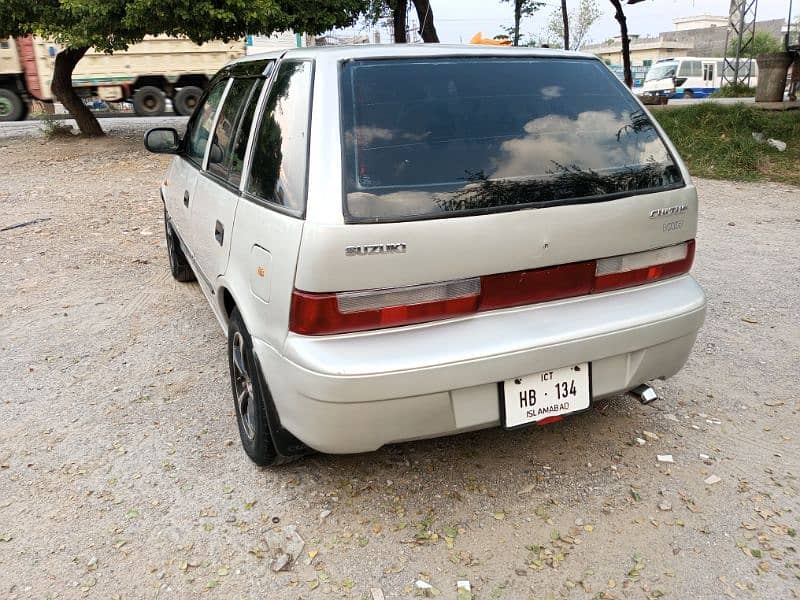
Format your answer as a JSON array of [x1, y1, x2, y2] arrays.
[[246, 61, 313, 212], [207, 78, 257, 181], [228, 79, 265, 187], [341, 58, 683, 221], [185, 80, 227, 165]]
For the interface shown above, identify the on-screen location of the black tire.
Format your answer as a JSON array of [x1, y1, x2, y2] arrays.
[[173, 86, 203, 116], [0, 88, 25, 122], [133, 86, 166, 116], [228, 309, 284, 466], [683, 89, 695, 99], [164, 209, 195, 282]]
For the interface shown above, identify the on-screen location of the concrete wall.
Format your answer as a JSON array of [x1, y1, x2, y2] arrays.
[[585, 18, 786, 64], [660, 18, 784, 58]]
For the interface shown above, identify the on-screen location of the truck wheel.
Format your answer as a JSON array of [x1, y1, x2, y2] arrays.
[[683, 89, 695, 99], [133, 86, 166, 116], [0, 88, 25, 122], [173, 86, 203, 116]]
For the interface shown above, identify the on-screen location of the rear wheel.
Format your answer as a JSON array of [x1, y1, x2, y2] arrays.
[[133, 86, 166, 116], [173, 86, 203, 116], [228, 309, 284, 467], [164, 209, 195, 282], [0, 88, 25, 122]]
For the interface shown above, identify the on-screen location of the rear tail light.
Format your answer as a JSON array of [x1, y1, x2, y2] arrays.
[[290, 240, 695, 335], [290, 279, 480, 335], [593, 240, 694, 292]]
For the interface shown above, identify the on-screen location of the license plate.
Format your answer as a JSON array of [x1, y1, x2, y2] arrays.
[[502, 363, 591, 428]]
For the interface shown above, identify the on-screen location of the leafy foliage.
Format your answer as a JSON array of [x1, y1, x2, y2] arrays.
[[728, 31, 784, 58], [544, 0, 600, 50], [499, 0, 545, 46], [0, 0, 366, 50], [0, 0, 368, 135]]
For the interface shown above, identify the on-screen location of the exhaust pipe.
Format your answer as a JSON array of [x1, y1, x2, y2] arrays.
[[630, 384, 658, 405]]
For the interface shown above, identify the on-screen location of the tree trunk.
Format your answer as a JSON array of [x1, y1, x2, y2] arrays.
[[393, 0, 408, 43], [514, 0, 522, 46], [51, 47, 104, 137], [561, 0, 570, 50], [411, 0, 439, 43], [609, 0, 632, 88]]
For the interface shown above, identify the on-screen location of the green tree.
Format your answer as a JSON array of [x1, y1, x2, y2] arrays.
[[0, 0, 366, 136], [728, 31, 783, 57], [545, 0, 600, 50], [500, 0, 545, 47], [366, 0, 439, 43]]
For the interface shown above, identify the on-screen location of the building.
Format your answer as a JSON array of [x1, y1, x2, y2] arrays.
[[672, 14, 728, 31], [245, 31, 308, 55], [583, 16, 785, 68]]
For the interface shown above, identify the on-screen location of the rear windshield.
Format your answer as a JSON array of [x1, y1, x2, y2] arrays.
[[340, 57, 683, 222]]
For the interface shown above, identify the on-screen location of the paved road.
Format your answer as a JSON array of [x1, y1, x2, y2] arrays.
[[0, 115, 188, 138]]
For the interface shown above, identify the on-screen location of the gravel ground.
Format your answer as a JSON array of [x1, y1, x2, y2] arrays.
[[1, 121, 799, 600]]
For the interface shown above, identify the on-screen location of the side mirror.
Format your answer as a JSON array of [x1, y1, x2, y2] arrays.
[[208, 141, 224, 164], [144, 128, 180, 154]]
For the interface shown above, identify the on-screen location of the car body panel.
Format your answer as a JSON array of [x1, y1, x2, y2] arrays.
[[153, 45, 707, 454]]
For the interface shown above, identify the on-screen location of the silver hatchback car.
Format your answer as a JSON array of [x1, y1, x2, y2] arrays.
[[145, 45, 706, 466]]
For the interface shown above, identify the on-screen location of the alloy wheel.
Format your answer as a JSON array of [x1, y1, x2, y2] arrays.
[[231, 331, 257, 440]]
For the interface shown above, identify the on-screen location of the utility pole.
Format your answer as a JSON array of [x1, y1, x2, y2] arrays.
[[722, 0, 759, 88]]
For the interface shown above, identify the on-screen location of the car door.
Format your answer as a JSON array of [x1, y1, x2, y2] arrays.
[[190, 71, 269, 283], [165, 79, 228, 250]]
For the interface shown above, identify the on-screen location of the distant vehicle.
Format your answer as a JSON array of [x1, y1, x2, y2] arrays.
[[0, 36, 244, 121], [145, 45, 705, 466], [639, 56, 759, 99]]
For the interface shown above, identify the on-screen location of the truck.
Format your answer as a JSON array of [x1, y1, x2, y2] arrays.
[[0, 35, 245, 121]]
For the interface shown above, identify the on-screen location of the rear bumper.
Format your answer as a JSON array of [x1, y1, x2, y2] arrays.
[[253, 275, 706, 453]]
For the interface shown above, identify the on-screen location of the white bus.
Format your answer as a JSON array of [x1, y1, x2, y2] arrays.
[[639, 56, 758, 99]]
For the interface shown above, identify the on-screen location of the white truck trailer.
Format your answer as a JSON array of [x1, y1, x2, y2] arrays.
[[0, 36, 245, 121]]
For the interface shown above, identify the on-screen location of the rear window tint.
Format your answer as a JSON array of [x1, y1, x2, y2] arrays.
[[340, 57, 683, 222], [246, 60, 313, 213]]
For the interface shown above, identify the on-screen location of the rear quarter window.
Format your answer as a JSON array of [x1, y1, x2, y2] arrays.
[[245, 60, 313, 214], [340, 57, 683, 222]]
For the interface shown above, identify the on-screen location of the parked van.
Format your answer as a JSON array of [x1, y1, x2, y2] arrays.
[[640, 56, 758, 99], [145, 46, 706, 465]]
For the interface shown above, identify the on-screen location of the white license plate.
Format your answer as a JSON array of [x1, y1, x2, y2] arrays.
[[502, 363, 591, 428]]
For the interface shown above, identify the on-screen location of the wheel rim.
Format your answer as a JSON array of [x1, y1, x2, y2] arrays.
[[144, 95, 158, 110], [0, 97, 12, 118], [186, 95, 198, 109], [232, 331, 257, 440]]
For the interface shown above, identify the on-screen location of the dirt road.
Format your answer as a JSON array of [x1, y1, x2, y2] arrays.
[[1, 123, 798, 599]]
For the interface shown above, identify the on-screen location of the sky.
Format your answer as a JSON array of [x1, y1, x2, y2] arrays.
[[338, 0, 793, 46]]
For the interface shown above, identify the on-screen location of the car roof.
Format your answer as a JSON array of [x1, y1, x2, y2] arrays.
[[232, 43, 598, 65]]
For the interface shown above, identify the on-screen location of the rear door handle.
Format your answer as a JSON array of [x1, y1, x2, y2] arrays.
[[214, 220, 224, 245], [183, 191, 190, 207]]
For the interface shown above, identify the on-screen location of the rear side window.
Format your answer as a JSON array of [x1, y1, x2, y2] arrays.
[[228, 79, 265, 187], [207, 78, 257, 180], [678, 60, 701, 77], [340, 58, 683, 222], [185, 80, 227, 165], [246, 60, 313, 213]]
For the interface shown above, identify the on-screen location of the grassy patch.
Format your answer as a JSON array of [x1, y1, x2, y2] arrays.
[[653, 103, 800, 186], [710, 83, 756, 98], [39, 113, 75, 139]]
